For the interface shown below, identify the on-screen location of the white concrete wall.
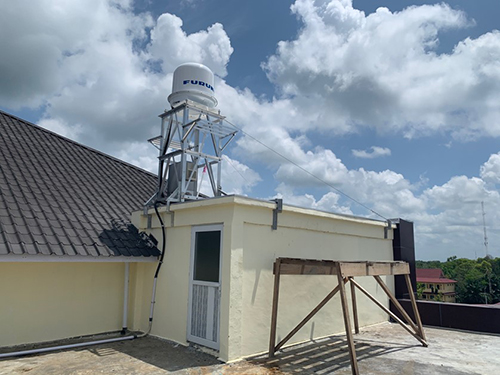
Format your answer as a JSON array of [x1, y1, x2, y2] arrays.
[[208, 199, 395, 360], [129, 202, 237, 359], [0, 262, 127, 347], [132, 196, 395, 362], [238, 222, 393, 359]]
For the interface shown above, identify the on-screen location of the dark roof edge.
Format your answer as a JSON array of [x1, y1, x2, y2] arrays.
[[0, 109, 156, 179], [0, 254, 158, 263]]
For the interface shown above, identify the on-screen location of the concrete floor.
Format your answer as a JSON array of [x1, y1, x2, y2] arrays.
[[1, 323, 499, 374]]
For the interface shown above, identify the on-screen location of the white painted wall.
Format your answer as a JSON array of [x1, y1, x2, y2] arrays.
[[0, 262, 127, 347], [238, 222, 393, 358], [129, 201, 236, 357], [132, 196, 395, 362]]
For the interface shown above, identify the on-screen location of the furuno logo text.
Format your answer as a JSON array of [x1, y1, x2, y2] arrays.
[[183, 80, 214, 91]]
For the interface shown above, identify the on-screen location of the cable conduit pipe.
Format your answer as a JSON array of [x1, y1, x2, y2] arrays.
[[0, 335, 136, 359], [137, 202, 167, 338], [121, 262, 130, 334]]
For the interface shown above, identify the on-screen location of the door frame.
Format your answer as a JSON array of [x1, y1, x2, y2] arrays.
[[187, 223, 223, 350]]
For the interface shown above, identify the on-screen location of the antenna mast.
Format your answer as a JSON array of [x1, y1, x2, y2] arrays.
[[144, 63, 237, 209], [481, 201, 489, 257]]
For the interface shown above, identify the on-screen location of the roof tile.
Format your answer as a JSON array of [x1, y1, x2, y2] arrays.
[[9, 242, 24, 255], [0, 110, 160, 259]]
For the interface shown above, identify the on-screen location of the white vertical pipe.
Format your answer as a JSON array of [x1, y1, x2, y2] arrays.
[[149, 277, 158, 320], [122, 262, 130, 332]]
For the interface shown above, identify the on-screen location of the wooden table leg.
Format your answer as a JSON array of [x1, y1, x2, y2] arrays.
[[350, 277, 359, 334], [337, 265, 359, 375]]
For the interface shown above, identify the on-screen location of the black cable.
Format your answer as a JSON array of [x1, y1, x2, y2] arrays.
[[154, 202, 166, 278]]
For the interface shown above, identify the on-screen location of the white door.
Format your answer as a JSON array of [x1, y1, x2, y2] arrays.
[[187, 224, 222, 350]]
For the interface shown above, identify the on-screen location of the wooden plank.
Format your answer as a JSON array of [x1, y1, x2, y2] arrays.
[[349, 277, 359, 334], [278, 263, 304, 275], [367, 262, 409, 276], [374, 275, 419, 333], [269, 259, 282, 357], [303, 264, 335, 275], [339, 262, 367, 277], [350, 278, 428, 347], [341, 261, 409, 277], [279, 258, 332, 266], [277, 258, 410, 277], [367, 262, 392, 276], [405, 273, 427, 342], [275, 280, 346, 352], [337, 263, 359, 375], [279, 263, 337, 275], [392, 262, 410, 275]]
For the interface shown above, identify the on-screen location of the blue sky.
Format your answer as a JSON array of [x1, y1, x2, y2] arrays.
[[1, 0, 500, 260]]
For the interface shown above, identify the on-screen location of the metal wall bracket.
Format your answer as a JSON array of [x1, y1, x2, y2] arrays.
[[272, 199, 283, 230], [384, 219, 392, 239]]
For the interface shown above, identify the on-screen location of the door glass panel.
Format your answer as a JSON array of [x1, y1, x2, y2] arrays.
[[193, 230, 220, 282]]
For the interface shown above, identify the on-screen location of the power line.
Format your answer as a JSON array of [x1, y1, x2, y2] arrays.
[[224, 155, 251, 186], [225, 119, 389, 221]]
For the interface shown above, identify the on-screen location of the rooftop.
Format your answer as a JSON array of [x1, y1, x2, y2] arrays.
[[0, 110, 160, 259], [1, 322, 498, 374]]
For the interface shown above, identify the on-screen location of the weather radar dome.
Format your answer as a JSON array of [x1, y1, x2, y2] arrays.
[[168, 62, 218, 108]]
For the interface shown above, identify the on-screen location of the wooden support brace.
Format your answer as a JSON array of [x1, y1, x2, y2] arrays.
[[373, 275, 419, 333], [275, 278, 348, 352], [350, 278, 428, 347], [405, 274, 427, 341]]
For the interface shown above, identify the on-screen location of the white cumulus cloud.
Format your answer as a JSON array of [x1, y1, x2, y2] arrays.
[[263, 0, 500, 139], [0, 0, 233, 167], [480, 152, 500, 185]]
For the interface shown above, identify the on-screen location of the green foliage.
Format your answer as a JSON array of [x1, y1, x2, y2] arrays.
[[416, 282, 425, 300], [416, 256, 500, 304], [416, 260, 442, 269]]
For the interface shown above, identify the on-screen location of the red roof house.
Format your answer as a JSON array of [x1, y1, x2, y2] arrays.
[[416, 268, 456, 302]]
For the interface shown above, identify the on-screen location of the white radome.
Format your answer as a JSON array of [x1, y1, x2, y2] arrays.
[[168, 62, 218, 108]]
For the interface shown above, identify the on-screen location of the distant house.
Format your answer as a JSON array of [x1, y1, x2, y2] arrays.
[[416, 268, 456, 303]]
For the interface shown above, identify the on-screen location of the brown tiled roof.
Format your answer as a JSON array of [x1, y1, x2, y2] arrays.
[[416, 268, 456, 284], [0, 110, 160, 258], [417, 268, 444, 279]]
